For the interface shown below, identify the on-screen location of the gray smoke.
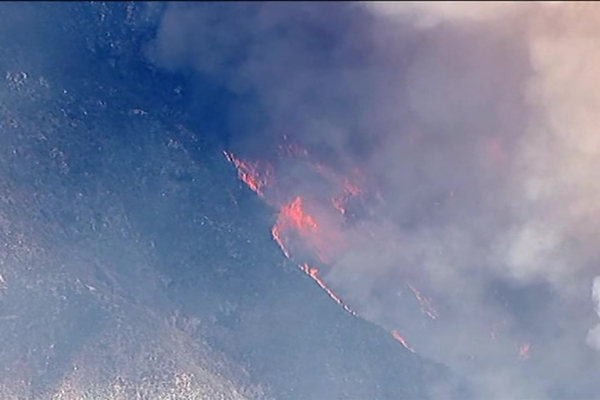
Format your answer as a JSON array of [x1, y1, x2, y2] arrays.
[[148, 2, 600, 398]]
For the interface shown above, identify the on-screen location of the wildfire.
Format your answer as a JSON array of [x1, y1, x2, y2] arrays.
[[271, 196, 340, 264], [223, 149, 385, 317], [391, 330, 416, 353], [279, 197, 318, 232], [224, 148, 430, 352], [407, 283, 438, 320], [271, 224, 291, 259], [224, 148, 437, 349], [299, 263, 356, 316], [222, 142, 541, 367], [223, 151, 272, 197]]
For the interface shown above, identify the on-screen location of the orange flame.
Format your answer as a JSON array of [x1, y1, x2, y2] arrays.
[[224, 151, 355, 317], [299, 263, 356, 316], [271, 196, 339, 264], [391, 330, 416, 353], [279, 197, 318, 231], [223, 148, 449, 355], [407, 283, 438, 320], [223, 151, 272, 197], [271, 224, 291, 259], [271, 197, 317, 260], [219, 145, 548, 366]]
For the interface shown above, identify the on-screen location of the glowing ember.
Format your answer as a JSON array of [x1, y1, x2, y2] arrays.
[[518, 343, 531, 361], [223, 151, 272, 197], [391, 330, 416, 353], [407, 283, 438, 320], [299, 263, 356, 316]]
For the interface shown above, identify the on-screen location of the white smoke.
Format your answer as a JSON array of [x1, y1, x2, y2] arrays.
[[363, 1, 526, 28], [149, 2, 600, 398], [586, 277, 600, 349], [359, 2, 600, 397], [361, 0, 600, 306]]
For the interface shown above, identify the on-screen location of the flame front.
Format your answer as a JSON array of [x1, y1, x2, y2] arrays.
[[277, 197, 318, 234], [223, 151, 272, 197], [271, 196, 340, 264], [299, 264, 356, 316], [224, 148, 359, 316], [224, 145, 435, 353], [391, 330, 416, 353]]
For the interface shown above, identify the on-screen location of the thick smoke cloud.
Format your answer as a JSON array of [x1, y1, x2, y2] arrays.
[[149, 2, 600, 399]]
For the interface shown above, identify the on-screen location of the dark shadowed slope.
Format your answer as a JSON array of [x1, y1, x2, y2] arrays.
[[0, 3, 469, 399]]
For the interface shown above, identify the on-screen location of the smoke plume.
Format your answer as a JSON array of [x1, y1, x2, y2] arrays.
[[148, 2, 600, 398]]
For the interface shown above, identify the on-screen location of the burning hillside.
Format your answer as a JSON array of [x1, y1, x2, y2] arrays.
[[223, 142, 455, 353], [151, 2, 600, 397]]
